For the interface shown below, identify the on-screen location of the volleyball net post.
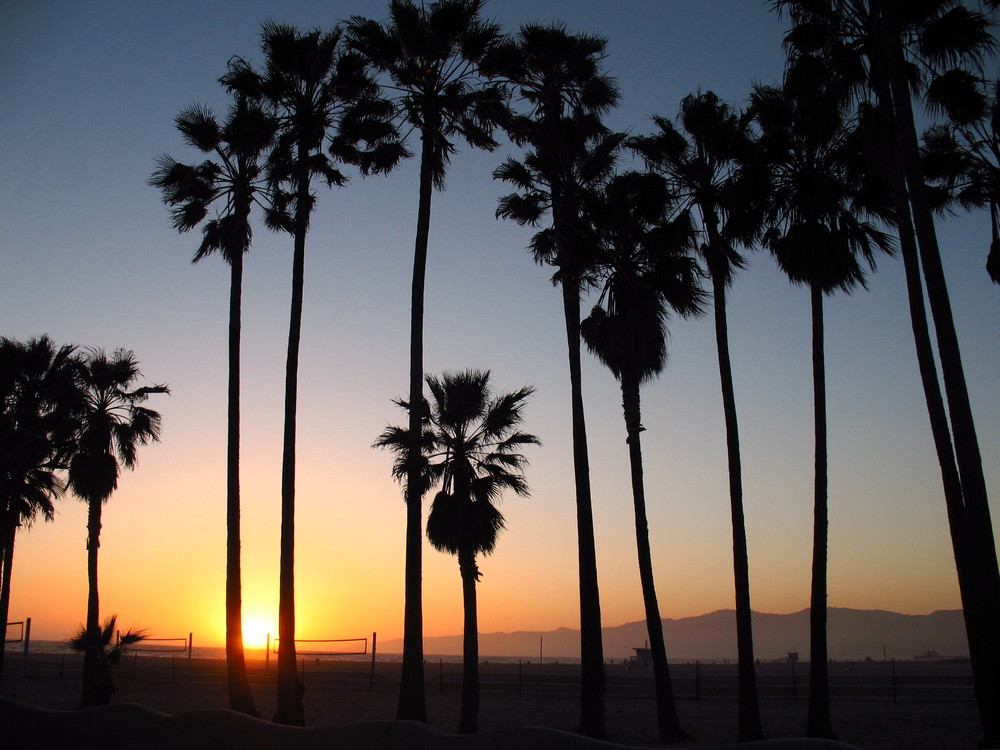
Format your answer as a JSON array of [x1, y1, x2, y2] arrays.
[[5, 618, 32, 675]]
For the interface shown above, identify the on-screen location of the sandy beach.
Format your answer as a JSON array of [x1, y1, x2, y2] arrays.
[[0, 653, 984, 749]]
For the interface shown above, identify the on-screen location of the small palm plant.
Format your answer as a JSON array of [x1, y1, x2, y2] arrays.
[[375, 369, 539, 733], [69, 615, 147, 706]]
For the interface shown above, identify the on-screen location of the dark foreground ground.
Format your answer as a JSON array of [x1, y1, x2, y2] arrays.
[[0, 655, 984, 749]]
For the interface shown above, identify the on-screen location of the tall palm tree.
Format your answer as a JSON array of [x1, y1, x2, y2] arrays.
[[376, 370, 538, 734], [67, 348, 167, 708], [0, 336, 81, 685], [772, 3, 1000, 743], [491, 24, 620, 737], [579, 172, 706, 743], [222, 21, 395, 725], [150, 96, 276, 717], [629, 92, 766, 742], [346, 1, 508, 722], [754, 52, 894, 737]]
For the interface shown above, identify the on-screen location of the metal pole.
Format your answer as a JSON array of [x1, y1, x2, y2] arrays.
[[188, 632, 193, 660], [23, 617, 31, 676], [266, 634, 271, 670], [369, 632, 377, 691]]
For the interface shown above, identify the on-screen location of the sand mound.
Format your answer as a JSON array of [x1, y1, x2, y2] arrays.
[[2, 698, 864, 750]]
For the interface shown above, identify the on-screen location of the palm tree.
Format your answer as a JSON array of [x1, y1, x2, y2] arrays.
[[754, 52, 894, 737], [772, 3, 1000, 743], [0, 336, 81, 686], [222, 21, 396, 725], [920, 74, 1000, 283], [579, 172, 705, 743], [346, 1, 508, 722], [69, 615, 147, 706], [376, 370, 538, 733], [491, 24, 620, 737], [150, 96, 276, 717], [629, 92, 766, 742], [67, 348, 166, 708]]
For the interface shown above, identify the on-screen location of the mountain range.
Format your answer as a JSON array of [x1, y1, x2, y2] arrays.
[[380, 609, 968, 661]]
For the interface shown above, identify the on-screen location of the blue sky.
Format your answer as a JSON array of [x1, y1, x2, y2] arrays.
[[1, 1, 997, 651]]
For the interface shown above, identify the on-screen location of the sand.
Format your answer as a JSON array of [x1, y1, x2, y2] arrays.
[[0, 654, 985, 749]]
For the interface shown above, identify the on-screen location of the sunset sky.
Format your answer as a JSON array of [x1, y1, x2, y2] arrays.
[[2, 1, 997, 657]]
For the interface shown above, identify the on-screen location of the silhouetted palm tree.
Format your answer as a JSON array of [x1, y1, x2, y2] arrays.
[[0, 336, 81, 684], [222, 21, 394, 725], [491, 24, 620, 737], [347, 1, 507, 721], [376, 370, 538, 733], [150, 96, 276, 717], [920, 74, 1000, 283], [579, 172, 705, 743], [773, 3, 1000, 743], [69, 615, 147, 706], [629, 92, 766, 742], [67, 348, 166, 708], [754, 53, 894, 737]]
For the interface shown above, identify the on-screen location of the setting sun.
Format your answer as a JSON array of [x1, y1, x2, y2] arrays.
[[242, 619, 274, 650]]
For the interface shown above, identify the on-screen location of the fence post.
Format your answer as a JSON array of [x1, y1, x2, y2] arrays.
[[188, 632, 193, 660], [891, 658, 897, 704], [266, 634, 271, 670], [369, 632, 377, 691]]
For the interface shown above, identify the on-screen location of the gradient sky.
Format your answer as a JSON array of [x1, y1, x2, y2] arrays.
[[2, 1, 997, 656]]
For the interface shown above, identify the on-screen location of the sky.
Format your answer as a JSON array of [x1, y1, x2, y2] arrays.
[[2, 1, 998, 657]]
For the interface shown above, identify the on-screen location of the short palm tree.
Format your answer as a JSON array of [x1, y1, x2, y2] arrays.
[[222, 21, 395, 725], [580, 171, 706, 743], [491, 24, 621, 737], [377, 370, 538, 734], [754, 51, 894, 737], [69, 615, 147, 706], [0, 336, 81, 683], [773, 3, 1000, 743], [150, 95, 275, 717], [347, 1, 508, 722], [67, 348, 167, 708], [629, 92, 766, 742]]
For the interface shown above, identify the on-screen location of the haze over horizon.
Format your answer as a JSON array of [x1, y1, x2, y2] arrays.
[[2, 1, 997, 650]]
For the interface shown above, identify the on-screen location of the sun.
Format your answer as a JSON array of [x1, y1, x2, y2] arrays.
[[242, 618, 273, 650]]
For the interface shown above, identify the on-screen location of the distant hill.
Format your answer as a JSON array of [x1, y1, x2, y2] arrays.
[[380, 609, 967, 662]]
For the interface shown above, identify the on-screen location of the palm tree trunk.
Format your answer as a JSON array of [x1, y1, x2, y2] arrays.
[[561, 277, 606, 739], [226, 252, 257, 717], [458, 548, 479, 734], [398, 128, 434, 724], [274, 157, 308, 727], [0, 517, 16, 689], [81, 496, 102, 708], [621, 376, 686, 743], [704, 228, 762, 742], [806, 285, 835, 739], [882, 23, 1000, 745], [877, 100, 981, 697]]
